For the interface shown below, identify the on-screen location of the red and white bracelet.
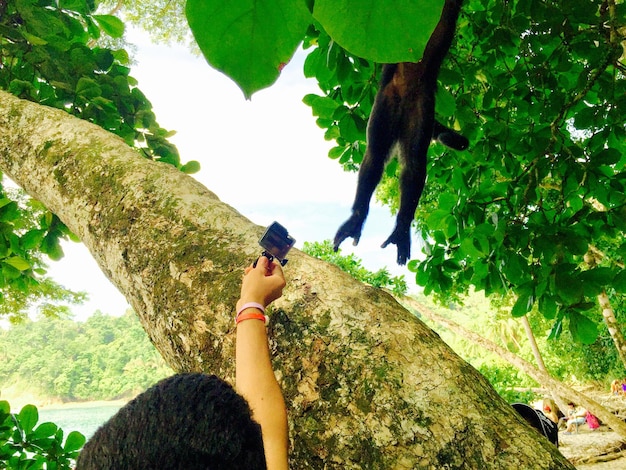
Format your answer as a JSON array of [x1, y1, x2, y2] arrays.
[[236, 302, 269, 325]]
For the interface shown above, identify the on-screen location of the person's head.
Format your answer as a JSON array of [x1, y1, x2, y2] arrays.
[[76, 373, 266, 470], [567, 402, 575, 408]]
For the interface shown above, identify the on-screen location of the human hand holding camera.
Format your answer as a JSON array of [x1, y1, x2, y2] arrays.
[[237, 255, 286, 312]]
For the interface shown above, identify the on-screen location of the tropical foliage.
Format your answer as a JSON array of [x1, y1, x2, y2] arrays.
[[0, 311, 172, 401], [0, 401, 84, 470], [0, 0, 195, 321], [302, 240, 408, 295], [184, 0, 626, 345]]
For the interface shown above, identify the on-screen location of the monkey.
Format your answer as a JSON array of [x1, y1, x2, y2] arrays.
[[333, 0, 467, 265]]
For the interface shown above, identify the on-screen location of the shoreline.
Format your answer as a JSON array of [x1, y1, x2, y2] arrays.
[[3, 393, 131, 413], [38, 398, 130, 411]]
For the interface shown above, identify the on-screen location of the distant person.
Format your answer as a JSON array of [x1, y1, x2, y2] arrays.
[[564, 403, 587, 434], [543, 404, 558, 424], [611, 379, 620, 395], [76, 255, 288, 470]]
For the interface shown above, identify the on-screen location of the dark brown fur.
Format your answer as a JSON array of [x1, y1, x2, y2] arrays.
[[334, 0, 467, 265]]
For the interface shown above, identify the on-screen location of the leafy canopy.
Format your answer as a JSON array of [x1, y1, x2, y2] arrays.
[[0, 0, 198, 318], [185, 0, 443, 98], [185, 0, 626, 342]]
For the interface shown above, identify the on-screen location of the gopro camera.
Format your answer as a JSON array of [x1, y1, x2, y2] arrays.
[[257, 221, 295, 267]]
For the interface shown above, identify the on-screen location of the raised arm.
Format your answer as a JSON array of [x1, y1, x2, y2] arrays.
[[235, 255, 289, 470]]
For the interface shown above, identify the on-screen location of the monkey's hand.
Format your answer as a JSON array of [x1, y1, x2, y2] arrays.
[[381, 227, 411, 265], [333, 214, 366, 252]]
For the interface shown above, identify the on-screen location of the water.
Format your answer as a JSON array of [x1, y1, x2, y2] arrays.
[[38, 403, 124, 440]]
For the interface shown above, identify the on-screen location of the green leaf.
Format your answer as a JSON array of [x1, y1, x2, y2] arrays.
[[548, 317, 563, 340], [568, 311, 598, 344], [538, 295, 558, 320], [438, 192, 457, 211], [64, 430, 86, 452], [76, 77, 102, 99], [20, 230, 45, 250], [502, 253, 531, 285], [511, 290, 533, 318], [92, 15, 125, 38], [613, 269, 626, 293], [21, 31, 48, 46], [313, 0, 444, 62], [554, 270, 583, 304], [304, 94, 339, 120], [41, 234, 64, 261], [186, 0, 311, 98], [180, 160, 201, 174], [17, 405, 39, 435], [5, 256, 31, 271], [59, 0, 92, 14], [33, 422, 58, 439], [435, 86, 457, 117]]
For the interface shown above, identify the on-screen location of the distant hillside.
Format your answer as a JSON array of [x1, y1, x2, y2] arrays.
[[0, 311, 173, 406]]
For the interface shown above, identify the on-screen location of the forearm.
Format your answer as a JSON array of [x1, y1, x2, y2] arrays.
[[236, 315, 288, 470]]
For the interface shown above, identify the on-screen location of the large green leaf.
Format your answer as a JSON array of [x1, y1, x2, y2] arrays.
[[64, 430, 86, 452], [92, 15, 125, 38], [568, 311, 598, 345], [186, 0, 311, 98], [313, 0, 444, 62], [17, 404, 38, 435]]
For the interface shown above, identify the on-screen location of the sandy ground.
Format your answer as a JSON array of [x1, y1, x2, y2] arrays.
[[558, 426, 626, 469]]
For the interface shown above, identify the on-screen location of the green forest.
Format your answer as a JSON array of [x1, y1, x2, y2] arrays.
[[0, 311, 172, 402]]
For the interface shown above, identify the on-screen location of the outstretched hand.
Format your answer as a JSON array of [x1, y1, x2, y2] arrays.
[[237, 256, 286, 311]]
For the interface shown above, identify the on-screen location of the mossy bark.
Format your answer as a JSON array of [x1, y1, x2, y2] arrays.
[[0, 91, 575, 469]]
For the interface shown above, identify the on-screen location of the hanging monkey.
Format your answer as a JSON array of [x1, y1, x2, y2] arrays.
[[333, 0, 467, 265]]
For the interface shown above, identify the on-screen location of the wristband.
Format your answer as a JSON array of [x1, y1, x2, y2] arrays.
[[235, 312, 269, 325], [236, 302, 265, 317]]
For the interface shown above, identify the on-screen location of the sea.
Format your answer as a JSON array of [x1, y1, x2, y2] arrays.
[[38, 403, 124, 440]]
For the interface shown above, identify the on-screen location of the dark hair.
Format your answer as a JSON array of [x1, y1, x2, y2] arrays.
[[76, 373, 266, 470]]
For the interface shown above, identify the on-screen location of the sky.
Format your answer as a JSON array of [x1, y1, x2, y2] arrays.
[[45, 28, 415, 320]]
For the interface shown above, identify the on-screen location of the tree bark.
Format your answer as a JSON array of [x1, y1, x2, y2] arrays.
[[403, 297, 626, 439], [521, 316, 568, 413], [0, 90, 575, 468], [598, 290, 626, 370]]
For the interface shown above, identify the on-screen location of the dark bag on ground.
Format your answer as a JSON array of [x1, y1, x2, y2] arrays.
[[512, 403, 559, 447]]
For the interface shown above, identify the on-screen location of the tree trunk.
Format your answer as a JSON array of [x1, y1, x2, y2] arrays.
[[598, 290, 626, 371], [585, 247, 626, 372], [0, 90, 575, 468], [521, 316, 568, 413], [403, 297, 626, 439]]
